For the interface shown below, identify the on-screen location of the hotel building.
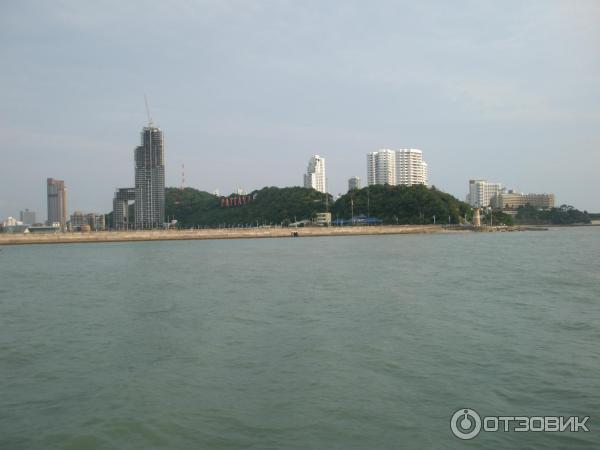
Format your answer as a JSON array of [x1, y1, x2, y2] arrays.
[[367, 149, 428, 186], [303, 155, 327, 193]]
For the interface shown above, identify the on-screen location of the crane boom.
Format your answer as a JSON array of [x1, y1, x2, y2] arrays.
[[144, 94, 153, 126]]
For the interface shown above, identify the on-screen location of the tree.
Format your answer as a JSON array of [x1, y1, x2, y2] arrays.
[[331, 184, 471, 224]]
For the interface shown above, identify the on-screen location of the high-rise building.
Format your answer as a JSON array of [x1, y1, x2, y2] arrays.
[[466, 179, 502, 208], [135, 126, 165, 229], [303, 155, 327, 193], [113, 124, 165, 230], [367, 149, 396, 185], [19, 209, 36, 225], [47, 178, 67, 230], [395, 149, 429, 186], [113, 188, 136, 230], [367, 149, 428, 186], [348, 176, 361, 191]]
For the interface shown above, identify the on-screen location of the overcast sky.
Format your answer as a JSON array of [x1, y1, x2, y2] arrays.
[[1, 0, 599, 219]]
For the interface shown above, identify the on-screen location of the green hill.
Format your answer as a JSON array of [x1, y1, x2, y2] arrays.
[[165, 186, 332, 227], [110, 185, 590, 229], [165, 184, 472, 227], [332, 184, 471, 225]]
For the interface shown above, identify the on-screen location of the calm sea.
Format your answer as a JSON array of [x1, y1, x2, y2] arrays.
[[1, 228, 599, 449]]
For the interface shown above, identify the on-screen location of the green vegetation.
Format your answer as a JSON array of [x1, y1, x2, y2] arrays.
[[102, 184, 596, 231], [515, 204, 591, 225], [108, 186, 591, 229], [483, 210, 515, 226], [332, 184, 471, 225], [165, 184, 472, 227], [106, 186, 592, 229], [165, 186, 332, 227]]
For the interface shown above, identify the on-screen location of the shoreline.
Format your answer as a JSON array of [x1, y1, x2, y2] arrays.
[[0, 225, 544, 246]]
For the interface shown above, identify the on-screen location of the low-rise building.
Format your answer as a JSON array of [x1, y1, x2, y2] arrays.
[[491, 192, 555, 210], [70, 211, 106, 231], [20, 209, 36, 225], [1, 217, 28, 233], [314, 212, 332, 226], [2, 217, 22, 227], [28, 225, 60, 233]]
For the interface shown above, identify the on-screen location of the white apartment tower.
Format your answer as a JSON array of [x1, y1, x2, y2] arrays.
[[467, 179, 502, 208], [395, 149, 429, 186], [367, 149, 396, 185], [367, 149, 428, 186], [303, 155, 327, 193]]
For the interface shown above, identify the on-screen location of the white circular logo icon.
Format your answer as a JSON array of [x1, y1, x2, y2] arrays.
[[450, 408, 482, 440]]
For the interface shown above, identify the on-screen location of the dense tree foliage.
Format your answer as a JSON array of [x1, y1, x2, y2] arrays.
[[482, 210, 515, 226], [331, 184, 471, 225], [165, 186, 332, 227], [515, 204, 591, 225], [112, 186, 591, 228], [164, 184, 472, 227]]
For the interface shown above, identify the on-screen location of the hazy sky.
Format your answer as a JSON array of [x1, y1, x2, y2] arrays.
[[1, 0, 599, 219]]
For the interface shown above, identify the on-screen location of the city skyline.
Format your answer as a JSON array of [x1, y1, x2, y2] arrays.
[[1, 1, 599, 217], [1, 138, 589, 219]]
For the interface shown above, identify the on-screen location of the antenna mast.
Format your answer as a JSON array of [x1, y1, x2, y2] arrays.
[[181, 164, 185, 190], [144, 94, 154, 126]]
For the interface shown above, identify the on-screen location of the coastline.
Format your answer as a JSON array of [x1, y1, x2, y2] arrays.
[[0, 225, 543, 246]]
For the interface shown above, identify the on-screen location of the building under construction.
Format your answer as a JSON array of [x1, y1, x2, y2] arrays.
[[113, 119, 165, 229]]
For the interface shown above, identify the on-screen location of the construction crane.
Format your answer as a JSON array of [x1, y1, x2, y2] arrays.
[[144, 94, 154, 127]]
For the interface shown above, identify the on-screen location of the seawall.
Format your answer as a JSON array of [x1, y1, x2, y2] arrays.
[[0, 225, 454, 246]]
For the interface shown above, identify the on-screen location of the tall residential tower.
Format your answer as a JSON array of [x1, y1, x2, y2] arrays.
[[367, 149, 396, 186], [367, 149, 428, 186], [47, 178, 67, 229], [395, 149, 428, 186], [466, 179, 502, 208], [134, 126, 165, 229], [303, 155, 327, 193]]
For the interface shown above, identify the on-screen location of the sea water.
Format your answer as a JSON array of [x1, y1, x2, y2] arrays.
[[1, 227, 599, 449]]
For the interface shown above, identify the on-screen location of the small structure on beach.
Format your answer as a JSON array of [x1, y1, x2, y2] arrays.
[[472, 208, 481, 227]]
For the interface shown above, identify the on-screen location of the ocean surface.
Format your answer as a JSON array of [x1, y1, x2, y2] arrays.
[[1, 227, 599, 449]]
